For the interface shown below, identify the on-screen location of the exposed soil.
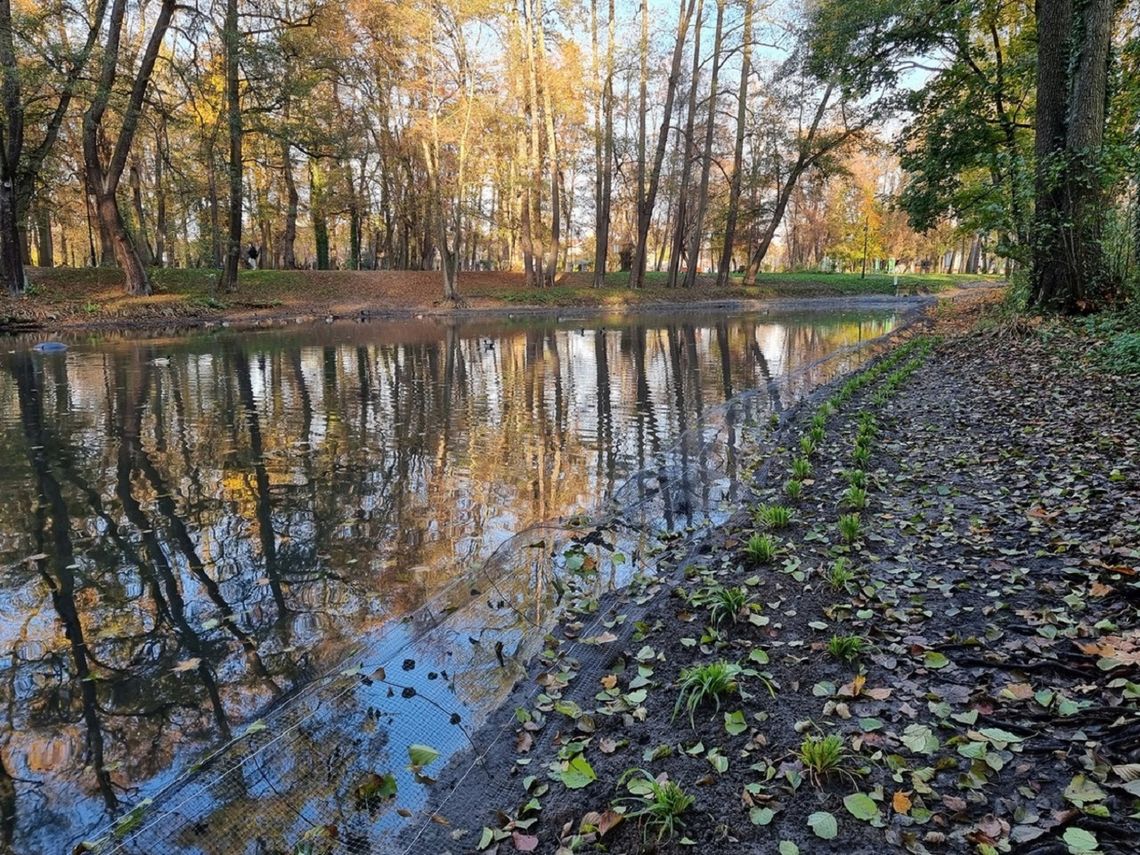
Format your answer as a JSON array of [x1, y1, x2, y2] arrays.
[[406, 293, 1140, 855]]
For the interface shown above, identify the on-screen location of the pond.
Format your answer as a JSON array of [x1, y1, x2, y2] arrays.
[[0, 304, 908, 853]]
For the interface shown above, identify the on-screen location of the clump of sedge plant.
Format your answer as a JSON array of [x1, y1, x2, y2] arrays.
[[844, 468, 867, 489], [838, 513, 862, 544], [811, 412, 827, 431], [756, 503, 793, 529], [673, 661, 742, 726], [769, 411, 781, 428], [809, 425, 826, 445], [852, 444, 872, 467], [784, 479, 803, 501], [798, 733, 860, 786], [827, 634, 866, 662], [744, 533, 778, 564], [791, 457, 812, 479], [843, 486, 868, 510], [694, 583, 753, 628], [826, 557, 854, 590], [617, 769, 695, 843], [800, 435, 817, 457]]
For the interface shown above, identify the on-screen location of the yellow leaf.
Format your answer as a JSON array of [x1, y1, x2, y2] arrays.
[[892, 790, 912, 815]]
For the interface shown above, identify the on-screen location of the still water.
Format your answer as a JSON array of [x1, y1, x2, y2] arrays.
[[0, 306, 903, 853]]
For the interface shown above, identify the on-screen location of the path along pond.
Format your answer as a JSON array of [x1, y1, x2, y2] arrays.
[[0, 303, 912, 853]]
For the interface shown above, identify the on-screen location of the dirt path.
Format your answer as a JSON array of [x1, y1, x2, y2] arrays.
[[404, 294, 1140, 854]]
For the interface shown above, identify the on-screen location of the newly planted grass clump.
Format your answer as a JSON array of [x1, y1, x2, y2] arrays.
[[844, 468, 867, 489], [800, 435, 817, 457], [791, 457, 812, 480], [811, 412, 827, 431], [756, 504, 793, 529], [784, 478, 803, 501], [838, 513, 862, 544], [809, 424, 826, 445], [852, 444, 872, 467], [617, 769, 695, 844], [827, 633, 866, 662], [826, 557, 854, 589], [694, 584, 753, 627], [798, 733, 861, 786], [673, 661, 742, 726], [744, 533, 778, 563], [843, 485, 868, 510]]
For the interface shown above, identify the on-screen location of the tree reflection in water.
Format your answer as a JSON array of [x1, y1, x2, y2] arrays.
[[0, 308, 899, 852]]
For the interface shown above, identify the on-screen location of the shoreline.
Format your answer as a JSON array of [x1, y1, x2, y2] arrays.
[[2, 268, 994, 337]]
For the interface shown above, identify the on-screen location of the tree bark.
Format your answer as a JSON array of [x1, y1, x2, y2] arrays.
[[667, 0, 704, 289], [717, 0, 752, 286], [1030, 0, 1117, 311], [592, 0, 615, 287], [536, 0, 559, 283], [83, 0, 176, 295], [219, 0, 241, 292], [684, 0, 724, 288], [630, 0, 699, 289]]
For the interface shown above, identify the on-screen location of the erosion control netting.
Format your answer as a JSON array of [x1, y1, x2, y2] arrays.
[[87, 321, 914, 855]]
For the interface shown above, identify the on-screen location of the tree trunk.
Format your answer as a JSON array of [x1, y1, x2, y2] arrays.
[[280, 140, 297, 268], [593, 0, 616, 287], [536, 0, 559, 284], [667, 0, 704, 289], [630, 0, 698, 289], [154, 122, 167, 267], [129, 161, 154, 267], [310, 160, 329, 270], [34, 204, 51, 267], [1030, 0, 1117, 311], [81, 0, 176, 295], [718, 0, 751, 286], [684, 0, 724, 288], [219, 0, 241, 293], [631, 0, 648, 286], [743, 82, 835, 284], [0, 179, 22, 294]]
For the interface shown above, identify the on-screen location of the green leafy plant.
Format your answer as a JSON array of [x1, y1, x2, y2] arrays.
[[812, 412, 827, 430], [784, 479, 803, 501], [843, 468, 867, 489], [694, 584, 753, 627], [852, 444, 872, 467], [810, 425, 826, 444], [791, 457, 812, 479], [616, 769, 695, 843], [838, 513, 862, 544], [756, 504, 793, 529], [673, 661, 742, 726], [798, 733, 860, 786], [843, 486, 868, 510], [826, 557, 854, 590], [744, 533, 778, 564], [800, 435, 816, 457], [827, 634, 866, 662]]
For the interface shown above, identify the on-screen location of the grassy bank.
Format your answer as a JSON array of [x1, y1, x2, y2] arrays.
[[405, 292, 1140, 855], [1, 267, 993, 332]]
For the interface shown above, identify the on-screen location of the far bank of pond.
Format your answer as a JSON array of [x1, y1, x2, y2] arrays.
[[1, 267, 990, 334]]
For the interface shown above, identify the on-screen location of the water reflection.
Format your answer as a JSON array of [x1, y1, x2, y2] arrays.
[[0, 308, 899, 852]]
